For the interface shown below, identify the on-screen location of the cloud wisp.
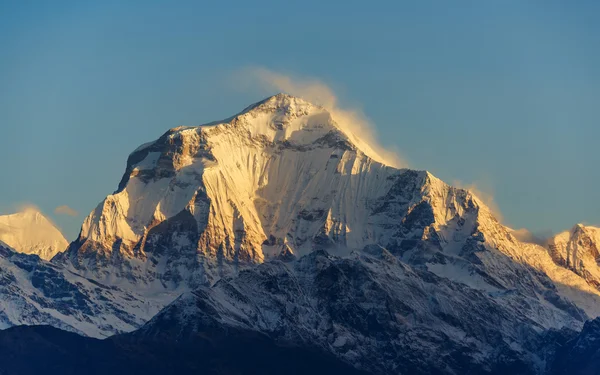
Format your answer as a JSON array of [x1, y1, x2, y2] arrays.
[[234, 67, 407, 168], [54, 205, 78, 217]]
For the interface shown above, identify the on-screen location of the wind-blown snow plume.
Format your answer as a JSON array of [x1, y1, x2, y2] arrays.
[[235, 67, 407, 168], [452, 179, 504, 223], [510, 227, 552, 246]]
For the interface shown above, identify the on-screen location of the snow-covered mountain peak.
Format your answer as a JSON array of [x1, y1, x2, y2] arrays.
[[60, 94, 409, 286], [547, 224, 600, 290], [0, 208, 68, 260]]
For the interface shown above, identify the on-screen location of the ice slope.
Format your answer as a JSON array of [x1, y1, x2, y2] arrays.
[[0, 208, 68, 260]]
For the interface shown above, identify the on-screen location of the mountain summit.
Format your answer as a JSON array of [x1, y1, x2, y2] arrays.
[[0, 207, 68, 260]]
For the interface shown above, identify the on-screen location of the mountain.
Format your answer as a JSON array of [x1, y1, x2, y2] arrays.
[[2, 94, 600, 373], [0, 208, 68, 260], [548, 225, 600, 289], [0, 241, 165, 338]]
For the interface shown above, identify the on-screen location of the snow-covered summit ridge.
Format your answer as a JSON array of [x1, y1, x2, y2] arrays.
[[0, 207, 68, 260], [134, 93, 393, 166], [214, 93, 343, 147]]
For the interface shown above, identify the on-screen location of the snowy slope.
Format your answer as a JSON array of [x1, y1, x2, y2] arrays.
[[0, 241, 166, 338], [0, 208, 68, 260]]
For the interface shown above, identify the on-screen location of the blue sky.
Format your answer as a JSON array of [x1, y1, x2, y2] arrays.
[[1, 0, 598, 240]]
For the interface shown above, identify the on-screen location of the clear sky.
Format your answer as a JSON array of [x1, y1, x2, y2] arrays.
[[1, 0, 598, 241]]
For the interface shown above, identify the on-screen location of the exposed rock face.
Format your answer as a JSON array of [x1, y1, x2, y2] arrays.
[[0, 208, 68, 260], [548, 225, 600, 289]]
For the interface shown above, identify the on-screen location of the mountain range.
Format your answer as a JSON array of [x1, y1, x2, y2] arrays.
[[1, 94, 599, 374]]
